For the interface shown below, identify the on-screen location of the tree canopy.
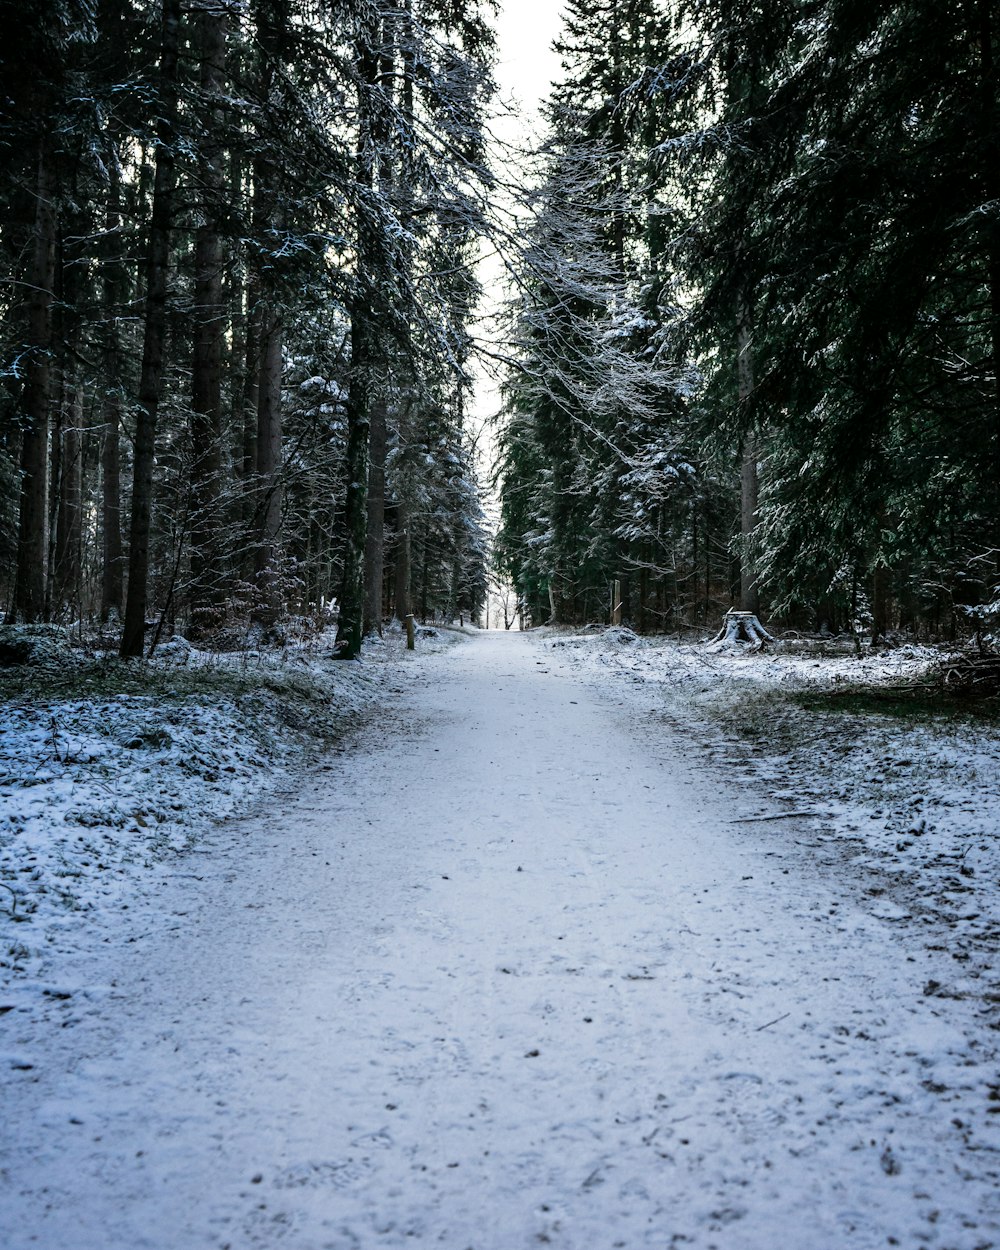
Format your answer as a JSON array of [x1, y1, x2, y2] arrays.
[[496, 0, 1000, 640], [2, 0, 997, 648]]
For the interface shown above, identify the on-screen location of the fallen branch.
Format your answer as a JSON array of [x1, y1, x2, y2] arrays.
[[0, 882, 19, 918], [731, 811, 819, 823], [939, 653, 1000, 697], [812, 682, 938, 699]]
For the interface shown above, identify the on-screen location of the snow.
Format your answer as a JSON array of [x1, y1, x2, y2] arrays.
[[541, 628, 1000, 971], [0, 631, 453, 980], [2, 628, 999, 1249]]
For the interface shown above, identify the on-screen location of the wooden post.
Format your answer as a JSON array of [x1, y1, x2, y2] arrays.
[[611, 579, 622, 625], [405, 612, 415, 650]]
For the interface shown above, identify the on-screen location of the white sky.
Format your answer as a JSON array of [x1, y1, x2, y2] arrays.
[[471, 2, 567, 616], [469, 1, 565, 455], [491, 0, 565, 138]]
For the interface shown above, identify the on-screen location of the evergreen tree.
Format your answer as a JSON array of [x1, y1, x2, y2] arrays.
[[0, 0, 495, 646], [674, 0, 1000, 631], [496, 3, 705, 627]]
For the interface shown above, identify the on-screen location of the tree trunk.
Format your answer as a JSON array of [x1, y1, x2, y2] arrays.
[[393, 500, 411, 620], [241, 281, 261, 553], [335, 13, 381, 659], [120, 0, 181, 657], [736, 303, 760, 615], [100, 166, 124, 622], [13, 139, 57, 623], [253, 306, 283, 619], [872, 561, 890, 644], [973, 0, 1000, 427], [336, 298, 372, 656], [189, 4, 228, 634], [245, 0, 289, 622], [101, 388, 124, 621], [52, 384, 83, 617], [691, 501, 700, 620], [420, 531, 430, 624], [364, 397, 387, 634], [360, 21, 399, 640]]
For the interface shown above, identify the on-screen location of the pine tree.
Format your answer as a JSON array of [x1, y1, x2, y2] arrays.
[[120, 0, 182, 656], [497, 1, 704, 628]]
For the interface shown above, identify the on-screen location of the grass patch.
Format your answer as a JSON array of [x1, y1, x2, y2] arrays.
[[0, 653, 324, 706], [793, 687, 1000, 725]]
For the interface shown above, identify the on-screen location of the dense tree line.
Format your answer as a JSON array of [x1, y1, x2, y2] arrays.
[[496, 0, 1000, 640], [0, 0, 493, 656]]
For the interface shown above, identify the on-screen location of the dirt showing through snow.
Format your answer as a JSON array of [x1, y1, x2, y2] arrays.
[[2, 630, 998, 1249]]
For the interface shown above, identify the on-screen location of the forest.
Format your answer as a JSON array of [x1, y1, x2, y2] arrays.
[[4, 7, 1000, 1238], [2, 0, 999, 653], [1, 0, 495, 659]]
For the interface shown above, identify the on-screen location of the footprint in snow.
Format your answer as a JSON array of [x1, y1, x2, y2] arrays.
[[242, 1205, 299, 1243], [350, 1129, 394, 1151], [716, 1072, 787, 1135], [273, 1158, 374, 1190]]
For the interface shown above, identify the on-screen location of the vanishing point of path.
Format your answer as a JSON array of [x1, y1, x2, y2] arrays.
[[3, 631, 997, 1249]]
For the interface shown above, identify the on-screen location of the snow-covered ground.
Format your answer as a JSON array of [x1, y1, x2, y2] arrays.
[[2, 627, 998, 1249], [541, 626, 1000, 985], [0, 625, 453, 981]]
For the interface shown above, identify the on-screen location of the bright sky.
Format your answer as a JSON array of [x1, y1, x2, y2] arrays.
[[469, 0, 564, 444], [473, 1, 566, 618], [491, 0, 565, 137]]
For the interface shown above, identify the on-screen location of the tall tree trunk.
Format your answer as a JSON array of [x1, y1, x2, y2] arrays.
[[336, 296, 373, 656], [13, 139, 57, 623], [52, 384, 83, 616], [189, 4, 229, 634], [335, 14, 381, 659], [872, 561, 890, 644], [361, 23, 398, 639], [101, 390, 124, 621], [736, 300, 760, 615], [100, 166, 124, 622], [387, 0, 415, 629], [253, 305, 283, 618], [226, 155, 251, 572], [120, 0, 181, 657], [691, 501, 700, 620], [247, 0, 289, 621], [393, 500, 411, 620], [364, 397, 387, 634], [241, 281, 261, 557], [973, 0, 1000, 425]]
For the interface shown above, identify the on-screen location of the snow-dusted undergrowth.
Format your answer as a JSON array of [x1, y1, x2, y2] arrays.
[[0, 626, 454, 980], [540, 627, 1000, 1014]]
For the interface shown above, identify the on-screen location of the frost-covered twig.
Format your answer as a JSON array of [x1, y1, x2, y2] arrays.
[[755, 1012, 790, 1032], [730, 811, 818, 823], [0, 881, 19, 918]]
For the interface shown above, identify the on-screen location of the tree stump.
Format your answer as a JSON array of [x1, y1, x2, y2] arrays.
[[711, 610, 775, 648]]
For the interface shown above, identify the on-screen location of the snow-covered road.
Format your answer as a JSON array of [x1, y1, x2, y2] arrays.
[[3, 630, 997, 1249]]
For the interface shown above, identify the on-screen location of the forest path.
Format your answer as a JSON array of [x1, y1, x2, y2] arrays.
[[3, 630, 994, 1249]]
